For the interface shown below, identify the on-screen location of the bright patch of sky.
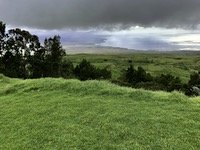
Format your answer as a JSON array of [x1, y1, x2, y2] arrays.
[[7, 24, 200, 51], [96, 27, 200, 50]]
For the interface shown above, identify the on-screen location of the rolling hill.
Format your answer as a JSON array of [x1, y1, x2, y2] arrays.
[[0, 74, 200, 149]]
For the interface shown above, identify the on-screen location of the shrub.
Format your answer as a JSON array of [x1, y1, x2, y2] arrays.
[[60, 60, 74, 79], [184, 72, 200, 96], [155, 74, 183, 92], [122, 65, 153, 84], [74, 59, 112, 81]]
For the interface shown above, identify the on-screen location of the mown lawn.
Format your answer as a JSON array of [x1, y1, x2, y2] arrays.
[[0, 75, 200, 149]]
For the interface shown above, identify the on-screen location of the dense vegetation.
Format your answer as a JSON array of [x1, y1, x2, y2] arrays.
[[66, 54, 200, 96], [119, 65, 200, 96], [0, 21, 110, 80], [0, 21, 65, 78], [0, 21, 200, 96], [0, 75, 200, 149]]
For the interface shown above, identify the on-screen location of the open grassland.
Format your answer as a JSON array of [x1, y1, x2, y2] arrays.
[[0, 74, 200, 149], [65, 53, 200, 83]]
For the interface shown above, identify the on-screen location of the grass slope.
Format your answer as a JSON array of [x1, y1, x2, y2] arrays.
[[0, 74, 200, 149]]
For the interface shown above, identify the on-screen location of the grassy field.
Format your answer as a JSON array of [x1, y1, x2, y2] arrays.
[[65, 53, 200, 83], [0, 74, 200, 149]]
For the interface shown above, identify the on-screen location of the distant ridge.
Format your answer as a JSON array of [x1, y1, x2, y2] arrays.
[[64, 45, 200, 55]]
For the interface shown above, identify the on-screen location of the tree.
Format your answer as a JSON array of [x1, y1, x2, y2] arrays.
[[74, 59, 111, 81], [0, 21, 6, 73], [124, 65, 136, 84], [97, 68, 112, 79], [29, 47, 46, 78], [74, 59, 96, 81], [136, 66, 153, 83], [185, 72, 200, 96], [156, 74, 183, 92], [0, 21, 73, 79], [2, 28, 41, 78], [0, 21, 6, 56], [123, 65, 153, 85], [60, 60, 74, 79], [188, 72, 200, 87], [168, 77, 183, 92], [44, 36, 66, 77]]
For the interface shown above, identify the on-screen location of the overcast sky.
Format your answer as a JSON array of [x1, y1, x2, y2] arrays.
[[1, 0, 200, 50]]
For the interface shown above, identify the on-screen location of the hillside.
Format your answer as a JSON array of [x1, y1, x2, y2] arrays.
[[66, 53, 200, 82], [0, 74, 200, 149]]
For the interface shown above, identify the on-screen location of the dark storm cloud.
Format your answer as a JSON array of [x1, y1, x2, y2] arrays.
[[1, 0, 200, 29]]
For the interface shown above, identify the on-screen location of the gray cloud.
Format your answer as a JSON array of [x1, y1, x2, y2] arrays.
[[1, 0, 200, 29]]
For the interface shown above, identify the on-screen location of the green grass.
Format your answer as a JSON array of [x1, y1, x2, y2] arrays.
[[0, 74, 200, 149], [65, 53, 200, 83]]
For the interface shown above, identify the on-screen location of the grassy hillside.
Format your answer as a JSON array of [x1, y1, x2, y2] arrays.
[[66, 53, 200, 82], [0, 74, 200, 149]]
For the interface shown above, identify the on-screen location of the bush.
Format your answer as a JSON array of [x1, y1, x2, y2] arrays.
[[184, 72, 200, 96], [155, 74, 183, 92], [122, 65, 153, 84], [188, 72, 200, 87], [60, 60, 74, 79], [74, 59, 112, 81]]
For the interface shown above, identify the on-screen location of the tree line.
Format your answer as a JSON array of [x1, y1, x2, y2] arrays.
[[113, 65, 200, 96], [0, 21, 111, 80]]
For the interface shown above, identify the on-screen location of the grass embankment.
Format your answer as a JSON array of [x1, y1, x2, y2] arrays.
[[0, 74, 200, 149]]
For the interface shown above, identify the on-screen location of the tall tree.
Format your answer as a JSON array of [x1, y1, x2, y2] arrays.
[[125, 65, 136, 84], [3, 28, 40, 78], [0, 21, 6, 73], [44, 35, 65, 77], [0, 21, 6, 56]]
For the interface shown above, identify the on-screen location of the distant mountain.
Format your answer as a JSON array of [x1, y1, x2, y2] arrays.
[[64, 45, 200, 55]]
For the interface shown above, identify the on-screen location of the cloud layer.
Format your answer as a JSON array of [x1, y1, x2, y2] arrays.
[[1, 0, 200, 29]]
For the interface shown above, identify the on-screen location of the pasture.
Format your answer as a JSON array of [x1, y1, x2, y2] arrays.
[[65, 52, 200, 83]]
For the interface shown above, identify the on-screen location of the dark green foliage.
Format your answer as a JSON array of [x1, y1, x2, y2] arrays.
[[123, 65, 153, 84], [185, 72, 200, 96], [156, 74, 174, 87], [2, 52, 24, 78], [43, 36, 66, 77], [188, 71, 200, 87], [136, 66, 153, 83], [97, 68, 112, 79], [29, 48, 46, 78], [168, 77, 183, 92], [122, 65, 184, 93], [0, 21, 70, 79], [74, 59, 96, 80], [74, 59, 111, 81], [155, 74, 183, 92], [0, 26, 41, 79], [60, 60, 74, 79], [124, 65, 136, 84]]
